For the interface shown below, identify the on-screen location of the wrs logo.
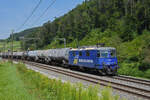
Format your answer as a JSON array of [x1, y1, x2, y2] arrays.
[[73, 59, 78, 64]]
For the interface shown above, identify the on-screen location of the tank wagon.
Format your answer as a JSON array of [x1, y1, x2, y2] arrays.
[[13, 52, 23, 59], [0, 52, 2, 58], [27, 50, 40, 61], [4, 51, 11, 58], [0, 46, 118, 75], [26, 48, 70, 65]]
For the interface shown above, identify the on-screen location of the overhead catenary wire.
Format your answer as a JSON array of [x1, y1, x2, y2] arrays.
[[17, 0, 43, 31], [35, 8, 68, 24], [38, 0, 78, 23], [31, 0, 56, 26]]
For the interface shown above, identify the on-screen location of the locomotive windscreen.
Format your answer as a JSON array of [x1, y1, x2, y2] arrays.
[[97, 49, 116, 58], [101, 51, 108, 58], [110, 50, 116, 58]]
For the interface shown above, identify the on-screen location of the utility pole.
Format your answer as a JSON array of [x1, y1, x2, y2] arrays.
[[76, 38, 79, 48], [22, 39, 25, 51], [3, 41, 6, 57], [64, 38, 66, 48], [55, 38, 66, 48], [3, 41, 6, 53], [20, 37, 25, 51], [19, 37, 40, 50], [11, 30, 14, 61]]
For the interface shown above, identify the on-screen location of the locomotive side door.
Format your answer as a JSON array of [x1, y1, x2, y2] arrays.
[[95, 50, 101, 69]]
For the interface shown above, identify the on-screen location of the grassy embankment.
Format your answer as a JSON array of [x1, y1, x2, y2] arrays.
[[0, 61, 125, 100], [0, 61, 37, 100]]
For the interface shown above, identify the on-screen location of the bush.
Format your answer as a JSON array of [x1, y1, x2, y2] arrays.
[[144, 69, 150, 79], [118, 62, 143, 77]]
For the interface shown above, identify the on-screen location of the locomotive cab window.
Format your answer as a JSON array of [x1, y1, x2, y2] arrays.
[[86, 51, 90, 56], [79, 51, 82, 56], [100, 51, 108, 58], [97, 51, 100, 57], [73, 52, 76, 56], [110, 50, 116, 58]]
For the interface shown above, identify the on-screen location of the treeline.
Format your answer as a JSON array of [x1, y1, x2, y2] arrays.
[[19, 0, 150, 49], [8, 27, 40, 41]]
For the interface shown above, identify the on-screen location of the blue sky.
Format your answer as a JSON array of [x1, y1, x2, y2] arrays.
[[0, 0, 84, 39]]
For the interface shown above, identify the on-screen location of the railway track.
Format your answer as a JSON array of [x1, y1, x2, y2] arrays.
[[113, 75, 150, 86], [19, 60, 150, 100]]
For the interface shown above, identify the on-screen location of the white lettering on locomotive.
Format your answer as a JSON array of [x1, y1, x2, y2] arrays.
[[78, 59, 93, 63]]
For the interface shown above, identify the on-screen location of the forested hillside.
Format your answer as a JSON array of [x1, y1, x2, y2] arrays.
[[11, 0, 150, 78], [9, 27, 40, 41], [21, 0, 150, 48]]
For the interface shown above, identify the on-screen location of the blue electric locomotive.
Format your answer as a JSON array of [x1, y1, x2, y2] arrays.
[[69, 47, 118, 75]]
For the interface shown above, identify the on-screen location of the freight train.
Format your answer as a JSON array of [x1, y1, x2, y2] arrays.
[[0, 46, 118, 75]]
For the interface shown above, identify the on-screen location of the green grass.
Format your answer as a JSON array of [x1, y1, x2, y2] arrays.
[[16, 62, 125, 100], [0, 61, 37, 100], [0, 60, 126, 100], [0, 41, 21, 52]]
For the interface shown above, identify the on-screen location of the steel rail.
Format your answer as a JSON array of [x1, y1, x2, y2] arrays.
[[21, 61, 150, 100], [112, 76, 150, 86]]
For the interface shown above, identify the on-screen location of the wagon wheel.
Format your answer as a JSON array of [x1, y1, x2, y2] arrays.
[[98, 70, 106, 76], [106, 68, 113, 75]]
